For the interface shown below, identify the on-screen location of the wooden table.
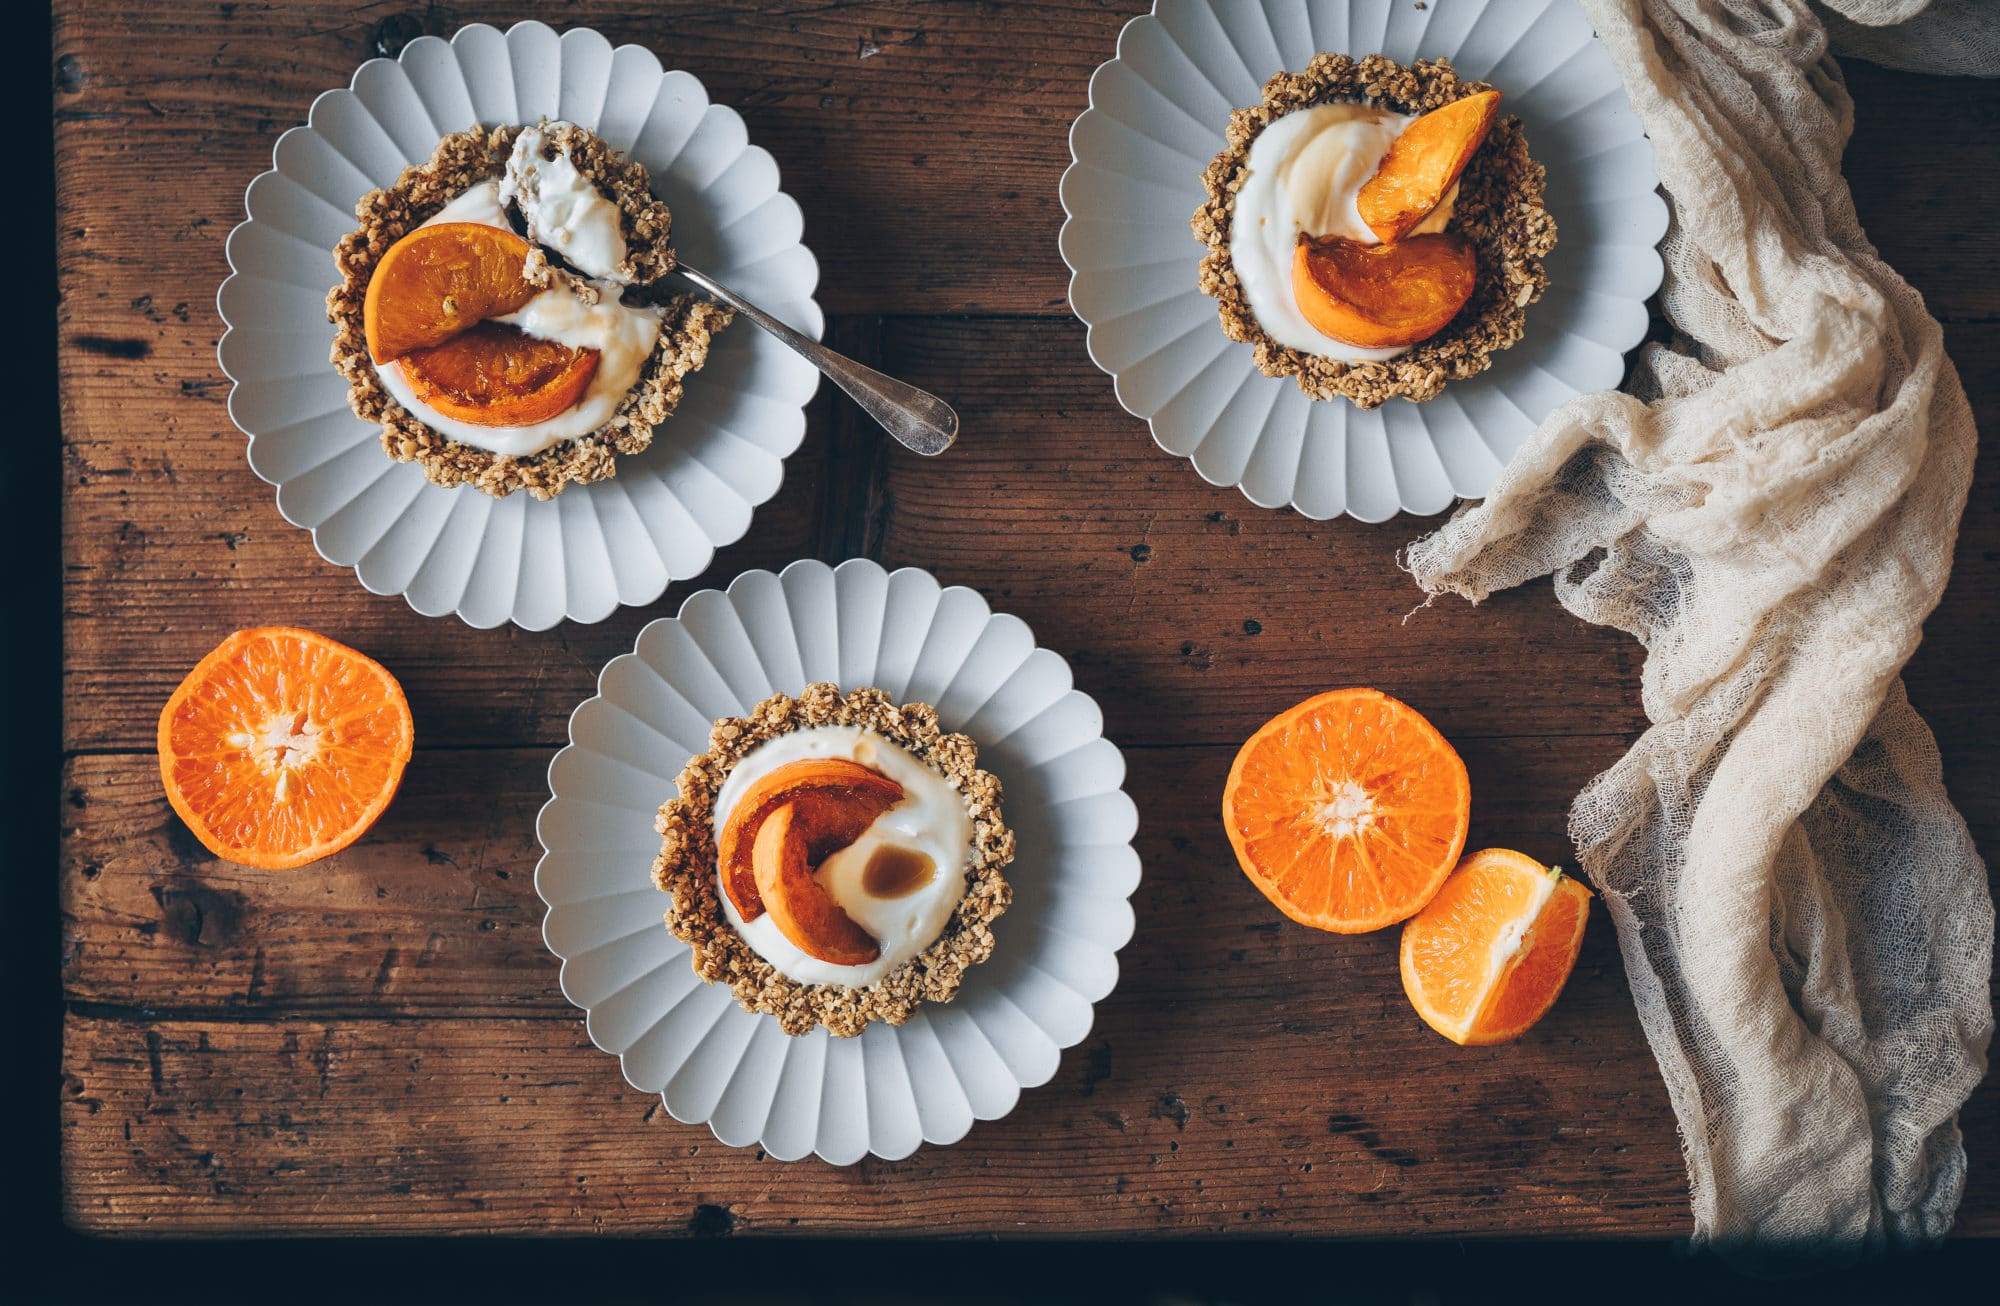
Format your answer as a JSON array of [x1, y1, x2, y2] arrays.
[[54, 2, 1999, 1240]]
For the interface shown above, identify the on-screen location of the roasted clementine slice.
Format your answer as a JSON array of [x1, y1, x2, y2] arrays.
[[1292, 232, 1477, 349], [398, 321, 601, 428], [1223, 688, 1470, 933], [718, 758, 904, 919], [157, 628, 414, 870], [1400, 848, 1592, 1045], [751, 801, 882, 966], [363, 221, 542, 362], [1358, 89, 1501, 243]]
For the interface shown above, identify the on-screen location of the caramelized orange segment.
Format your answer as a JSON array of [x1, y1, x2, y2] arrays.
[[1357, 90, 1501, 244], [363, 221, 542, 362], [751, 802, 882, 966], [397, 321, 600, 428], [1291, 233, 1476, 350], [717, 758, 904, 920]]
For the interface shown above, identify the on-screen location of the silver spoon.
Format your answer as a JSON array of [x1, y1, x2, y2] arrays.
[[674, 263, 958, 457]]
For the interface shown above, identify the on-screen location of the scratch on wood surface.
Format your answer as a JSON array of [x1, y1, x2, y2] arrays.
[[369, 948, 399, 999], [1124, 511, 1158, 616], [313, 1029, 335, 1100]]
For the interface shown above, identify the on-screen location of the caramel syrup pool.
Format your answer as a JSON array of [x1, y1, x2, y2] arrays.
[[862, 845, 935, 899]]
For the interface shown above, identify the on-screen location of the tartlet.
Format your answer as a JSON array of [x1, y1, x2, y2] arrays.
[[652, 684, 1016, 1038], [1193, 53, 1557, 408], [328, 121, 734, 500]]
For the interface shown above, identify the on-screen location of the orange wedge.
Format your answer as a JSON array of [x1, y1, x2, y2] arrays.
[[1400, 848, 1592, 1045], [1223, 688, 1470, 933], [157, 628, 414, 870], [1357, 89, 1502, 244], [363, 221, 541, 362], [399, 321, 601, 428]]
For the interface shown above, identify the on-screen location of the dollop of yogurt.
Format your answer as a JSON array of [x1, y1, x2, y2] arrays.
[[500, 124, 632, 282], [372, 178, 663, 457], [713, 726, 975, 988], [1229, 103, 1458, 360]]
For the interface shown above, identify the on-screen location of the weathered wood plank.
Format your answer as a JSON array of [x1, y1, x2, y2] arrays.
[[72, 317, 1997, 758], [61, 739, 1632, 1016], [55, 341, 848, 754], [869, 315, 2000, 823], [48, 7, 2000, 334], [59, 733, 2000, 1238], [1844, 60, 2000, 322], [60, 991, 1696, 1237], [51, 1, 1098, 321]]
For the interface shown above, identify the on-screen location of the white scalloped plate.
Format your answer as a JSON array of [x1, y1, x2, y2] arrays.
[[1060, 0, 1668, 521], [218, 21, 822, 629], [536, 558, 1141, 1163]]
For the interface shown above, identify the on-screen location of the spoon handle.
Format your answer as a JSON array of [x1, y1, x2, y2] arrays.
[[675, 262, 959, 457]]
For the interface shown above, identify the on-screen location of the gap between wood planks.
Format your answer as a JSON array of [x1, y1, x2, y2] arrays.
[[59, 731, 1647, 760]]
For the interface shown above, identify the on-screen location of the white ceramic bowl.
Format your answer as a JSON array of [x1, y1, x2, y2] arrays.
[[218, 21, 822, 628], [1060, 0, 1668, 521], [535, 559, 1141, 1163]]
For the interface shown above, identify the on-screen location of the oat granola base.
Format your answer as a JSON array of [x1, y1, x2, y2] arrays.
[[1192, 53, 1558, 408], [651, 684, 1017, 1039], [327, 122, 735, 500]]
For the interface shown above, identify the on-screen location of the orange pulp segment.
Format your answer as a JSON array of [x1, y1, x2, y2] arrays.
[[157, 627, 414, 870], [1400, 848, 1592, 1045], [1222, 688, 1470, 933]]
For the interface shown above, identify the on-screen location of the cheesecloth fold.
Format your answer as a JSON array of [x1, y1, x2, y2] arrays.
[[1405, 0, 1995, 1264]]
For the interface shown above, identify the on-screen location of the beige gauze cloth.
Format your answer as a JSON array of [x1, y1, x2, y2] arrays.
[[1406, 0, 1995, 1263]]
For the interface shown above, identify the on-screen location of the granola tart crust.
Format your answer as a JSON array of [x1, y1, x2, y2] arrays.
[[327, 122, 735, 501], [652, 684, 1017, 1039], [1192, 53, 1558, 409]]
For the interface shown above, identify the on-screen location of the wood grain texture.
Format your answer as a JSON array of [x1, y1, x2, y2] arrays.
[[61, 741, 1630, 1017], [66, 746, 1703, 1237], [52, 0, 2000, 1240], [62, 990, 1695, 1239], [47, 7, 2000, 323], [61, 318, 1663, 753], [61, 316, 2000, 760]]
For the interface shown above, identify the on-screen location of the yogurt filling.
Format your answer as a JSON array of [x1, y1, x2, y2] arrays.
[[375, 154, 663, 457], [500, 124, 632, 282], [1229, 103, 1459, 361], [713, 726, 975, 989]]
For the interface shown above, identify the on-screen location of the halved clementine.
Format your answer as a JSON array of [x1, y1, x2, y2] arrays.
[[1400, 848, 1592, 1045], [363, 221, 542, 362], [157, 628, 414, 870], [1222, 688, 1470, 933], [717, 759, 904, 919], [1292, 232, 1477, 350], [398, 321, 601, 428], [751, 801, 882, 966], [1358, 89, 1501, 244]]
